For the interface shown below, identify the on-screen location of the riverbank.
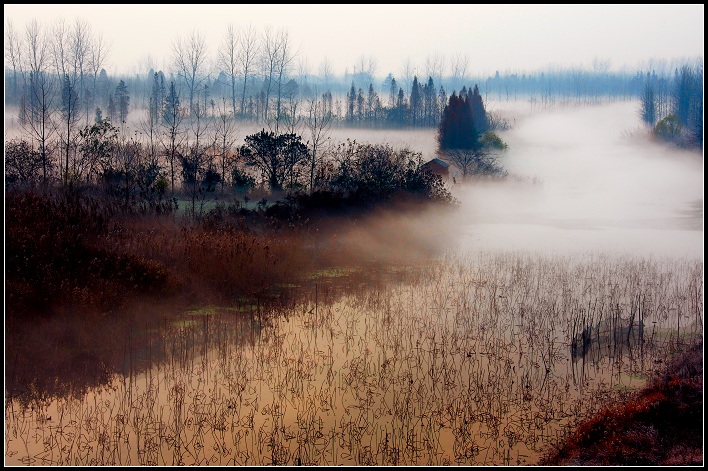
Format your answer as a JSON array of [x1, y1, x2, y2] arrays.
[[539, 339, 703, 466]]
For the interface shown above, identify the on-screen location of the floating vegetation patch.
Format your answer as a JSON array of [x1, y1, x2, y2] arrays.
[[307, 266, 359, 280]]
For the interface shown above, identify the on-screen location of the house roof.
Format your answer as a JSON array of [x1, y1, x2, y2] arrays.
[[423, 158, 450, 168]]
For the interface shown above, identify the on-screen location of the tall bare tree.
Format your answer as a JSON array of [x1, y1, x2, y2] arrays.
[[318, 57, 333, 90], [160, 81, 186, 194], [70, 18, 91, 123], [213, 98, 239, 192], [237, 24, 260, 119], [51, 18, 70, 80], [449, 52, 469, 90], [87, 30, 110, 113], [219, 23, 240, 119], [260, 26, 293, 125], [60, 73, 80, 185], [172, 28, 209, 116], [399, 57, 415, 95], [21, 19, 57, 185], [182, 96, 215, 218], [5, 19, 23, 102], [304, 90, 333, 194], [274, 28, 297, 131], [425, 52, 445, 90]]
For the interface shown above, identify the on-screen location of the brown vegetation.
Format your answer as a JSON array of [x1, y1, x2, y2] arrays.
[[5, 187, 453, 321], [540, 339, 703, 466]]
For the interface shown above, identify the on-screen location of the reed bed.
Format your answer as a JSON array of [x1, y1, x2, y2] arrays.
[[5, 251, 702, 465]]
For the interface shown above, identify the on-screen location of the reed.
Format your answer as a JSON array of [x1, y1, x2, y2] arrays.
[[6, 249, 701, 465]]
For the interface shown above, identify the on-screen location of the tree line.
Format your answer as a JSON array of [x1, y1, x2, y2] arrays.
[[638, 63, 703, 148], [7, 17, 699, 134]]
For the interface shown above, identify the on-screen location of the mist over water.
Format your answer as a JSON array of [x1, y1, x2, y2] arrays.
[[450, 100, 703, 259]]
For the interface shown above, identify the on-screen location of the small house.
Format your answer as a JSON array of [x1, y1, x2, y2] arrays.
[[421, 157, 450, 178]]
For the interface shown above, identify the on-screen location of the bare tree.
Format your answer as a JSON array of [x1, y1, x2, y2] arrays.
[[182, 97, 215, 218], [318, 57, 333, 89], [367, 55, 378, 82], [160, 81, 186, 194], [5, 19, 23, 101], [399, 57, 415, 95], [21, 19, 57, 185], [172, 28, 209, 116], [60, 73, 80, 185], [50, 17, 91, 181], [69, 18, 92, 123], [139, 94, 161, 169], [304, 90, 333, 194], [219, 23, 240, 119], [213, 98, 239, 192], [442, 148, 506, 180], [260, 26, 281, 122], [274, 28, 297, 130], [354, 54, 367, 78], [449, 52, 469, 88], [353, 54, 377, 84], [51, 18, 70, 80], [297, 56, 310, 93], [237, 24, 260, 118], [425, 52, 445, 89], [87, 30, 110, 113]]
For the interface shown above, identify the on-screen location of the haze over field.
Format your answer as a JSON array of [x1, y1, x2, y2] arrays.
[[306, 101, 704, 260], [453, 101, 703, 258], [4, 4, 705, 467]]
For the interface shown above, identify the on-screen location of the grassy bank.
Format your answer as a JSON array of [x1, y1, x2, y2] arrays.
[[540, 339, 703, 466]]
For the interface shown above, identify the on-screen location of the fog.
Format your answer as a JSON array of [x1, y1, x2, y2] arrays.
[[5, 99, 702, 261], [455, 101, 703, 258], [325, 100, 703, 260]]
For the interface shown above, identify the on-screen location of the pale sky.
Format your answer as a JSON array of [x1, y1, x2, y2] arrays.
[[4, 4, 704, 79]]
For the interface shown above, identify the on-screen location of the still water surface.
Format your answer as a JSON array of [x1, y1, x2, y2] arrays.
[[5, 100, 703, 465]]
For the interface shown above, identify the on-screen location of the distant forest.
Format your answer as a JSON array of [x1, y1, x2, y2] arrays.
[[4, 19, 702, 202], [5, 19, 703, 132], [8, 58, 699, 130]]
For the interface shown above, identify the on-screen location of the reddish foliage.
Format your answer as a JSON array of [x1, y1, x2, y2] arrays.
[[540, 341, 703, 466]]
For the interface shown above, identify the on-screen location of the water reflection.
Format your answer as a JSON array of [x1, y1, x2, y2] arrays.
[[5, 253, 701, 465]]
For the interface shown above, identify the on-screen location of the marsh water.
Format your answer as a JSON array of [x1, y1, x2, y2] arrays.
[[5, 100, 703, 465]]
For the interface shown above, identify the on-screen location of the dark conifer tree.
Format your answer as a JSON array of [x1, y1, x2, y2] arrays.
[[437, 92, 479, 151], [470, 84, 488, 133], [115, 80, 130, 123], [410, 76, 421, 127]]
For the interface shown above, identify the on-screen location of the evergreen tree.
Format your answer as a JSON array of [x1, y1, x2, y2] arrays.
[[438, 86, 447, 123], [640, 82, 657, 127], [115, 80, 130, 123], [163, 81, 181, 126], [672, 64, 703, 146], [356, 88, 364, 124], [367, 84, 377, 124], [390, 77, 398, 108], [437, 92, 479, 151], [107, 94, 117, 122], [346, 82, 356, 123], [150, 72, 166, 127], [424, 77, 435, 126], [470, 84, 488, 133], [410, 76, 421, 127]]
